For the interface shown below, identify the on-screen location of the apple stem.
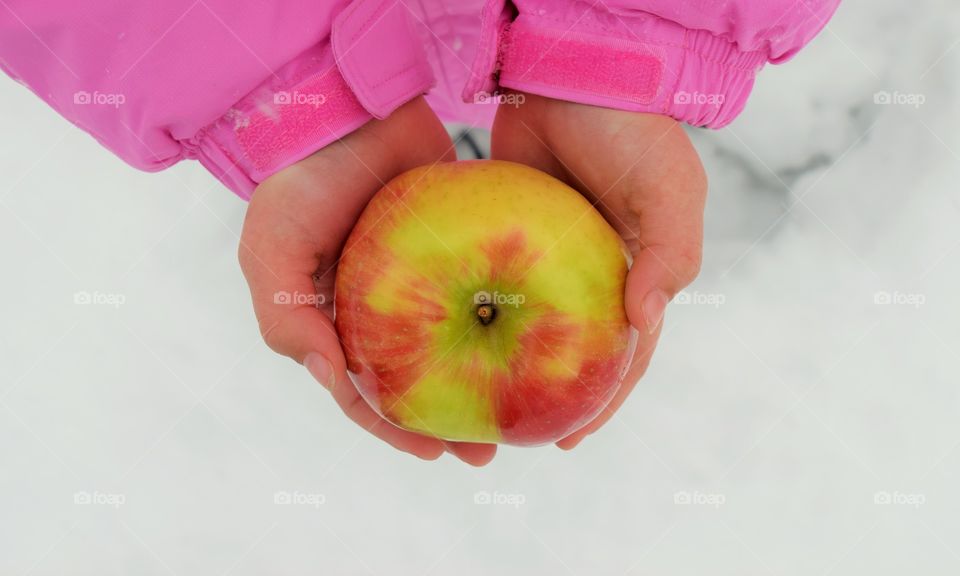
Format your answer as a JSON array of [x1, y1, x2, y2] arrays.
[[476, 303, 496, 326]]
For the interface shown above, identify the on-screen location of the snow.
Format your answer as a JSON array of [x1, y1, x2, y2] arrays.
[[2, 0, 959, 573]]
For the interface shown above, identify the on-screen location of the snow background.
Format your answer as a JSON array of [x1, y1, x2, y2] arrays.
[[2, 0, 960, 574]]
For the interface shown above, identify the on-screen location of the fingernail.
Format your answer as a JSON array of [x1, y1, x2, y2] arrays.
[[642, 289, 669, 334], [304, 353, 336, 390]]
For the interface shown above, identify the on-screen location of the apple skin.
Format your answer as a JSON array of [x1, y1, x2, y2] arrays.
[[334, 160, 636, 446]]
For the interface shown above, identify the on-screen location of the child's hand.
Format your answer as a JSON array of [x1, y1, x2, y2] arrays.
[[492, 92, 708, 449], [238, 97, 497, 466]]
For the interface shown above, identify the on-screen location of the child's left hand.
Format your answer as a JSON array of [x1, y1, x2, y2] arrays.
[[238, 97, 498, 466]]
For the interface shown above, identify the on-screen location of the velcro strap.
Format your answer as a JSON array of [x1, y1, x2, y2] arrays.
[[205, 64, 372, 184], [500, 22, 665, 105]]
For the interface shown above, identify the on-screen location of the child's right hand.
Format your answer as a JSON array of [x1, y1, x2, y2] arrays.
[[492, 92, 708, 449], [238, 97, 498, 466]]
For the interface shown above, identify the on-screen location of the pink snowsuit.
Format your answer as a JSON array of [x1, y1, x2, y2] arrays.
[[0, 0, 841, 200]]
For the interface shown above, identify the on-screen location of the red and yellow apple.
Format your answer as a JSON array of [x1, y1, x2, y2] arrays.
[[334, 160, 635, 445]]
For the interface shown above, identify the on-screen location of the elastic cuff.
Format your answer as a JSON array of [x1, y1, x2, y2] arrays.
[[463, 0, 767, 129], [192, 0, 434, 200]]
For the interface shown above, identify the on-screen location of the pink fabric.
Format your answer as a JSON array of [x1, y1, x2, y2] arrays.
[[464, 0, 839, 128], [195, 1, 436, 196], [503, 25, 668, 105], [0, 0, 840, 199], [199, 46, 373, 192]]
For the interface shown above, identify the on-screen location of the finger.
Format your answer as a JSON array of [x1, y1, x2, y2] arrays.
[[240, 200, 343, 364], [309, 339, 491, 463], [241, 191, 447, 460], [239, 231, 445, 457], [305, 352, 446, 460], [555, 324, 659, 449], [443, 441, 498, 466]]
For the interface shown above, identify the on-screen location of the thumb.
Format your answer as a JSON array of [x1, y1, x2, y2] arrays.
[[613, 138, 708, 335], [625, 241, 704, 335]]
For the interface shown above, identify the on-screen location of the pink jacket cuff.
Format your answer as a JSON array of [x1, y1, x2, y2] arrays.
[[463, 0, 768, 128], [192, 1, 434, 200]]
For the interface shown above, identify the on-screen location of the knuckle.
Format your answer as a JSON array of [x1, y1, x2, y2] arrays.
[[259, 311, 296, 356], [650, 242, 702, 289], [260, 319, 287, 355], [237, 242, 257, 277], [674, 245, 703, 284], [687, 154, 709, 198]]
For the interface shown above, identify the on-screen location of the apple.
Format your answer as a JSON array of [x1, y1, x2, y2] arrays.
[[334, 160, 636, 445]]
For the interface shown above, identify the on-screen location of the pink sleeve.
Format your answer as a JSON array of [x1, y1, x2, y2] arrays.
[[463, 0, 842, 128], [0, 0, 434, 200]]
